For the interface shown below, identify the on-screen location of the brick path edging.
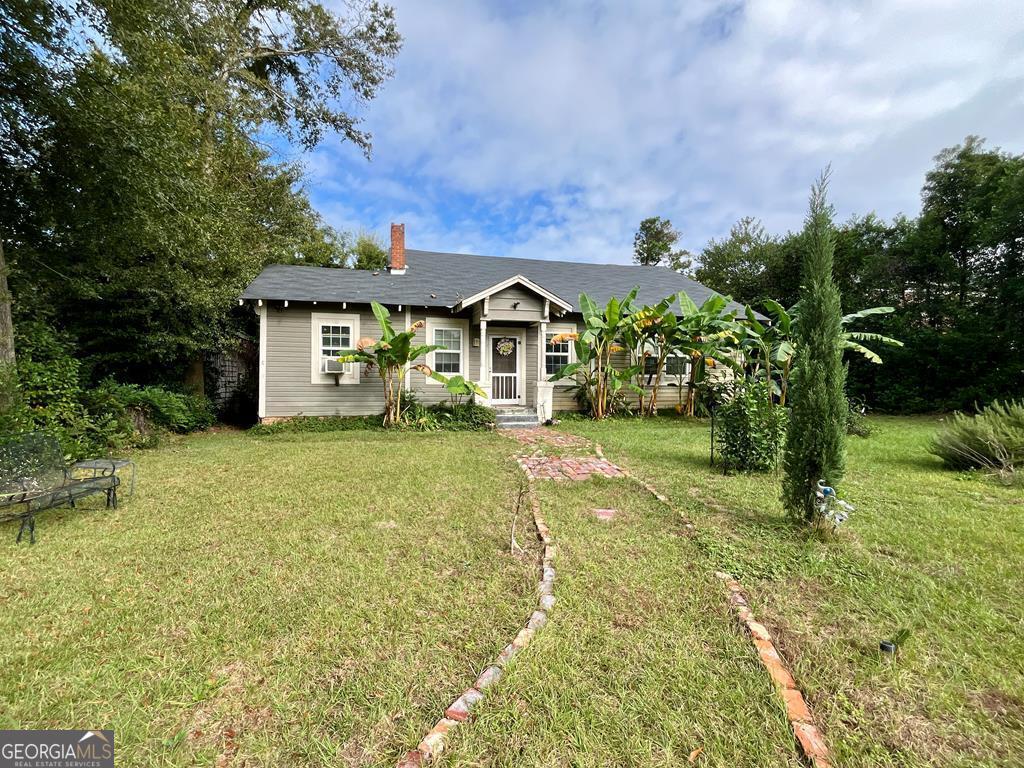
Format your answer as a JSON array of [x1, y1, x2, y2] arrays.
[[594, 440, 834, 768], [395, 476, 556, 768], [716, 573, 832, 768]]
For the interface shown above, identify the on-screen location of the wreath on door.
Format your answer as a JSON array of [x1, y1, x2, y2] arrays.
[[495, 338, 515, 357]]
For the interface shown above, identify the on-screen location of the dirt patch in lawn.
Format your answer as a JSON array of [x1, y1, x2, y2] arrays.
[[184, 661, 274, 766], [971, 689, 1024, 727]]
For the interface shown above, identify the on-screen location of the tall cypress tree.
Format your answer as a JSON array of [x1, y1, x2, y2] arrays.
[[783, 173, 847, 522]]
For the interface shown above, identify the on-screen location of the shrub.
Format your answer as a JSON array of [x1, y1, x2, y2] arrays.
[[100, 382, 215, 432], [250, 415, 386, 435], [782, 176, 847, 522], [929, 400, 1023, 479], [715, 381, 788, 472], [250, 402, 497, 436], [426, 401, 496, 431], [10, 321, 213, 458], [846, 396, 873, 438]]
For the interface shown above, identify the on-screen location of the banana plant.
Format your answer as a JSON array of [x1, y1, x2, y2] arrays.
[[744, 301, 902, 406], [674, 292, 743, 416], [621, 296, 677, 416], [548, 289, 644, 419], [336, 301, 446, 426], [438, 374, 487, 410], [743, 299, 796, 405], [840, 306, 904, 363]]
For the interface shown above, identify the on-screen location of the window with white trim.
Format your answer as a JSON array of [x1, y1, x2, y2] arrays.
[[310, 312, 360, 384], [544, 325, 576, 378], [320, 323, 351, 362], [641, 342, 688, 382], [433, 327, 463, 374], [545, 332, 570, 375]]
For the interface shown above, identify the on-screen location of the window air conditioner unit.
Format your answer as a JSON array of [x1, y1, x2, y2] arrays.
[[322, 358, 354, 375]]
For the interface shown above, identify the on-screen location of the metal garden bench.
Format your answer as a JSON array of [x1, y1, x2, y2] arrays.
[[0, 432, 122, 544]]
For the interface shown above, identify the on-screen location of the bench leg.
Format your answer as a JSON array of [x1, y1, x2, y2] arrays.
[[16, 514, 35, 545], [108, 487, 118, 509]]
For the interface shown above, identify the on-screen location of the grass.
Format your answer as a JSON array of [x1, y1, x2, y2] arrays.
[[555, 416, 1024, 767], [0, 430, 540, 767], [443, 478, 800, 767], [3, 417, 1020, 766]]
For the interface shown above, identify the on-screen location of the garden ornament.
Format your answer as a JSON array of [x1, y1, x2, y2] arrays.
[[815, 479, 855, 529]]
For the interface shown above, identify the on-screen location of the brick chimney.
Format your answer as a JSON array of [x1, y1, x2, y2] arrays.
[[389, 223, 406, 274]]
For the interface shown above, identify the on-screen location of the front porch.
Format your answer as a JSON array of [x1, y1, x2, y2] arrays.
[[454, 274, 574, 421]]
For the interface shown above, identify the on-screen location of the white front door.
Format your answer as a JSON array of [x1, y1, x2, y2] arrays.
[[490, 333, 522, 403]]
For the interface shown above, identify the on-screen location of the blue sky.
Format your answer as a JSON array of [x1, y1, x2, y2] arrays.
[[294, 0, 1024, 264]]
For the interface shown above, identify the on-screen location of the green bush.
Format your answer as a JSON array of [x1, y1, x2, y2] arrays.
[[10, 321, 213, 458], [846, 396, 873, 438], [100, 382, 215, 432], [715, 381, 788, 472], [426, 401, 496, 431], [929, 400, 1024, 477], [250, 415, 386, 435], [250, 401, 497, 436]]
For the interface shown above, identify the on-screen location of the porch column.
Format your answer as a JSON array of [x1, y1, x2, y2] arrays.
[[479, 318, 487, 382], [537, 321, 546, 381], [478, 318, 491, 401], [536, 320, 553, 421]]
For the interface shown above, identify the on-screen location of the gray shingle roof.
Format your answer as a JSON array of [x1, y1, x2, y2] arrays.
[[241, 249, 748, 315]]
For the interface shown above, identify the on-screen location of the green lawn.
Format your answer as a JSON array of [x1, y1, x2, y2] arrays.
[[442, 477, 799, 767], [555, 416, 1024, 768], [2, 418, 1020, 767], [0, 431, 540, 767]]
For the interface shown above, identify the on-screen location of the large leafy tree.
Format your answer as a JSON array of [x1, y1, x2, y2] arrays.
[[697, 138, 1024, 414], [782, 174, 847, 524], [693, 217, 782, 305], [633, 217, 691, 271], [2, 0, 400, 392]]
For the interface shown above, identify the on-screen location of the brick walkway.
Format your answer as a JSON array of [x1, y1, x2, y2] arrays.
[[505, 428, 628, 481], [503, 427, 592, 451], [517, 455, 626, 481]]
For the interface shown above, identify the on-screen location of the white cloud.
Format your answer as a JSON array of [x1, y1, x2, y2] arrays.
[[310, 0, 1024, 264]]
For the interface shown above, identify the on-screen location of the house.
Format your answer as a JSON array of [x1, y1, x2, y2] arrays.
[[240, 224, 741, 424]]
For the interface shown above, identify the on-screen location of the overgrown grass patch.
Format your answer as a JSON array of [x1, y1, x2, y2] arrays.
[[0, 430, 537, 767], [557, 415, 1024, 767]]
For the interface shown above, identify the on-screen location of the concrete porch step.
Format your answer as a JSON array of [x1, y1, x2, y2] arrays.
[[494, 407, 540, 429]]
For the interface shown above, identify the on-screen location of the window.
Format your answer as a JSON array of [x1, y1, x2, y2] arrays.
[[666, 354, 687, 377], [641, 343, 688, 380], [433, 327, 463, 374], [320, 324, 351, 360], [310, 312, 360, 384], [545, 332, 571, 375]]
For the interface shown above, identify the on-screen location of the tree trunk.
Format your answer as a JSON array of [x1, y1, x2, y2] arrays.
[[685, 361, 698, 416], [0, 237, 15, 366], [0, 236, 17, 418], [647, 352, 667, 416]]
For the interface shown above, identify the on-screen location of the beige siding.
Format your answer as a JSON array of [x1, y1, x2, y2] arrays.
[[263, 305, 732, 418], [265, 305, 385, 417], [524, 325, 539, 407], [487, 285, 545, 322], [265, 304, 478, 417]]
